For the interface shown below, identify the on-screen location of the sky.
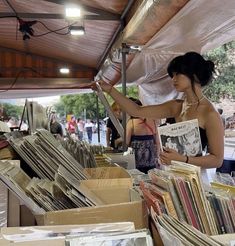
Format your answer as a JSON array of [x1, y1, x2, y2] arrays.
[[29, 96, 60, 107], [0, 96, 60, 107]]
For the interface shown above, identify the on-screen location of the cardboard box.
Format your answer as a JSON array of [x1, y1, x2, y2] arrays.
[[85, 166, 131, 179], [105, 153, 136, 170], [84, 166, 133, 188], [36, 187, 148, 230], [7, 191, 20, 227]]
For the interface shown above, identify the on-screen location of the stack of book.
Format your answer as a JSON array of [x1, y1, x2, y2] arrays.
[[151, 208, 225, 246], [7, 129, 88, 180], [140, 161, 235, 235], [206, 173, 235, 234], [60, 137, 98, 168], [0, 160, 104, 213]]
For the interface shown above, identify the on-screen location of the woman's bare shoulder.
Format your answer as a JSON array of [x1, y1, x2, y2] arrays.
[[202, 100, 221, 124]]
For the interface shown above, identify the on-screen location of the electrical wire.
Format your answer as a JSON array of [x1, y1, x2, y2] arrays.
[[33, 21, 77, 37], [2, 0, 80, 38], [0, 67, 44, 94], [0, 15, 77, 37]]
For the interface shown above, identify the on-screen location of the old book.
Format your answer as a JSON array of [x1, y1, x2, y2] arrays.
[[151, 207, 224, 246], [0, 161, 45, 215], [158, 119, 202, 157], [139, 182, 163, 215], [148, 169, 186, 221], [169, 161, 216, 235], [173, 177, 200, 230], [147, 182, 178, 219]]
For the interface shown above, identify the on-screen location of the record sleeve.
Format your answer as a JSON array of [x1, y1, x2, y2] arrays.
[[157, 119, 202, 156]]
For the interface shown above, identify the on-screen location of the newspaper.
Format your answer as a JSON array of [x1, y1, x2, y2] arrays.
[[158, 119, 202, 157]]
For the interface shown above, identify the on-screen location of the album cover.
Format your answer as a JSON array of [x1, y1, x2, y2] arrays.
[[158, 119, 202, 157]]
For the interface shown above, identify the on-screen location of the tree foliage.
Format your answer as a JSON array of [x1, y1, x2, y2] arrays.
[[204, 41, 235, 102], [55, 86, 138, 119], [55, 92, 105, 119], [1, 103, 24, 120]]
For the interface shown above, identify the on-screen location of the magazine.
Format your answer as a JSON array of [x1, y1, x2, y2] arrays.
[[157, 119, 202, 157]]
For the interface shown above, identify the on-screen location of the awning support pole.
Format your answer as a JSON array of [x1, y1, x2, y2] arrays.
[[96, 93, 100, 143], [121, 43, 128, 151]]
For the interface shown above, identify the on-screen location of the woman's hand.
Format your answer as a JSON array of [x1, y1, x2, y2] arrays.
[[159, 147, 186, 165], [91, 80, 113, 93]]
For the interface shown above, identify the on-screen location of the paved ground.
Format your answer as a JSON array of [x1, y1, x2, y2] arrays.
[[83, 131, 107, 146]]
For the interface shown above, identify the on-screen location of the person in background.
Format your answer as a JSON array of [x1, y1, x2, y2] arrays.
[[106, 102, 122, 149], [96, 52, 224, 169], [50, 113, 63, 137], [77, 118, 84, 140], [85, 119, 94, 144], [126, 97, 158, 173], [67, 116, 77, 140], [20, 120, 28, 131], [7, 117, 18, 128]]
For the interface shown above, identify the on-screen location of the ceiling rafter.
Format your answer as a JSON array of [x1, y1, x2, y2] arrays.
[[43, 0, 120, 20], [0, 46, 95, 71], [0, 12, 120, 21]]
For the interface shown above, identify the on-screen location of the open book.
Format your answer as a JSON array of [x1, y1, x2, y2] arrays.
[[157, 119, 202, 157]]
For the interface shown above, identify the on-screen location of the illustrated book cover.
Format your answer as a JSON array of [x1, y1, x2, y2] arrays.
[[158, 119, 202, 157]]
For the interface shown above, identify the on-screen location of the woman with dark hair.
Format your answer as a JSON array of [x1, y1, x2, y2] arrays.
[[95, 52, 224, 169], [126, 97, 158, 173]]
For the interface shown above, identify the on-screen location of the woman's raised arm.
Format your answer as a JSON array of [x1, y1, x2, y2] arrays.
[[97, 81, 182, 120]]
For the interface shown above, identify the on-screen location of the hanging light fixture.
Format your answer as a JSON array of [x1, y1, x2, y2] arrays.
[[65, 6, 81, 18], [60, 68, 70, 74], [69, 26, 85, 36]]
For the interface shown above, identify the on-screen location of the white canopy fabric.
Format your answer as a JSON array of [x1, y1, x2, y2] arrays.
[[126, 0, 235, 105], [1, 0, 234, 100]]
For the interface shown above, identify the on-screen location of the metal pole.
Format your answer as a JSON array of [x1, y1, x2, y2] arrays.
[[96, 94, 100, 143], [121, 43, 127, 151]]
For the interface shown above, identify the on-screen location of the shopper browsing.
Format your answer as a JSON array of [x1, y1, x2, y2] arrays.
[[106, 102, 122, 149], [94, 52, 224, 169], [126, 97, 158, 173]]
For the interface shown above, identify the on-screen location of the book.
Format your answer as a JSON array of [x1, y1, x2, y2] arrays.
[[157, 119, 202, 157], [148, 169, 186, 221], [168, 161, 217, 235], [173, 177, 200, 230], [147, 183, 178, 219], [139, 182, 164, 215], [95, 82, 124, 139], [150, 208, 223, 246]]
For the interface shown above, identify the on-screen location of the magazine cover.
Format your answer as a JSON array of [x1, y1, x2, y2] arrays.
[[157, 119, 202, 157]]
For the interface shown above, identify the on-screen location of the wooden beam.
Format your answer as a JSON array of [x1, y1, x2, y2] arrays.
[[0, 46, 95, 71], [0, 12, 120, 21], [0, 78, 92, 90]]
